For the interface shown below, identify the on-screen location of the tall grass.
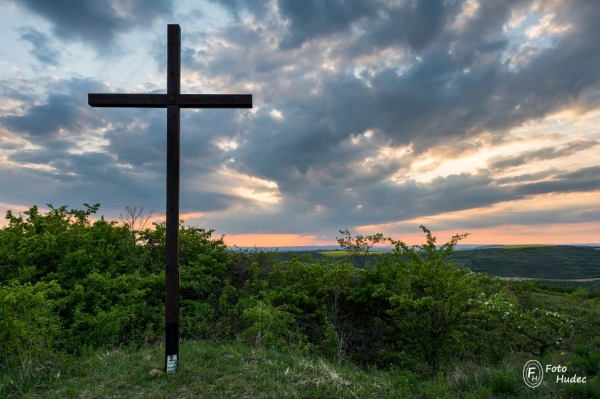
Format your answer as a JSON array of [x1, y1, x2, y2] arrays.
[[5, 340, 598, 398]]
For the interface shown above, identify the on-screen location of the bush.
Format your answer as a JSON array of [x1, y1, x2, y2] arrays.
[[385, 226, 501, 369], [568, 345, 600, 377], [488, 371, 517, 395], [56, 271, 164, 349], [1, 202, 598, 390], [563, 375, 600, 398], [237, 299, 306, 351], [0, 281, 61, 357]]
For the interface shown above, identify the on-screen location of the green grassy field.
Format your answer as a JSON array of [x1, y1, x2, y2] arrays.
[[6, 340, 591, 399], [319, 250, 386, 257], [1, 340, 437, 398], [499, 244, 554, 249]]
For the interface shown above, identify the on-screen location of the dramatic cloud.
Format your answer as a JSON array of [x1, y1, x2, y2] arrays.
[[276, 0, 380, 50], [513, 166, 600, 196], [1, 77, 106, 142], [12, 0, 173, 50], [0, 0, 599, 244], [207, 0, 272, 21], [17, 26, 61, 66], [488, 139, 600, 171]]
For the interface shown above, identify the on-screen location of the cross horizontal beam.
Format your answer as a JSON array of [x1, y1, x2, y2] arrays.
[[88, 93, 252, 108]]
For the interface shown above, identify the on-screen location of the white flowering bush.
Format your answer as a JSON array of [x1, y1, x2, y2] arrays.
[[472, 292, 573, 356]]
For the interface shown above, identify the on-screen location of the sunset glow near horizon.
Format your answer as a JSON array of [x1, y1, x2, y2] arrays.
[[0, 1, 599, 247]]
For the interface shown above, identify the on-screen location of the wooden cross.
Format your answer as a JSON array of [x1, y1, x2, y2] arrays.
[[88, 24, 252, 373]]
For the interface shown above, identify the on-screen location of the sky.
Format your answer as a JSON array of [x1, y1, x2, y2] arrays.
[[0, 0, 599, 247]]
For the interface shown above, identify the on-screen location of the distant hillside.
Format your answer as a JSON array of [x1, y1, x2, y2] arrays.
[[234, 244, 600, 253], [446, 245, 600, 279], [270, 245, 600, 279]]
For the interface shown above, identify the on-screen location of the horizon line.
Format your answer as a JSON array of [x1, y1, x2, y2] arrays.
[[230, 243, 600, 249]]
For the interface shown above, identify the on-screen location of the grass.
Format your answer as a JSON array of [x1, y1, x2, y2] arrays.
[[6, 341, 407, 398], [500, 244, 555, 249], [319, 250, 386, 257], [318, 250, 350, 257], [533, 279, 600, 293], [5, 340, 597, 398]]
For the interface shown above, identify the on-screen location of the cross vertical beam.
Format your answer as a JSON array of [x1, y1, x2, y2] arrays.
[[87, 24, 251, 373], [165, 22, 182, 374]]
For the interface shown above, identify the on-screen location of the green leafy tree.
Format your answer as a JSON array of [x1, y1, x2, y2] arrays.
[[336, 229, 388, 267], [385, 226, 499, 369]]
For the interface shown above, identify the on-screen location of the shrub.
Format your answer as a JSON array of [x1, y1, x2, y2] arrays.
[[488, 371, 517, 395], [0, 281, 61, 357], [237, 299, 306, 351], [386, 226, 500, 369], [56, 271, 164, 350], [568, 345, 600, 377]]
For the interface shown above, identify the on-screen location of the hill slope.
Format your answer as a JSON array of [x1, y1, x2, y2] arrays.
[[292, 246, 600, 279], [446, 246, 600, 278]]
